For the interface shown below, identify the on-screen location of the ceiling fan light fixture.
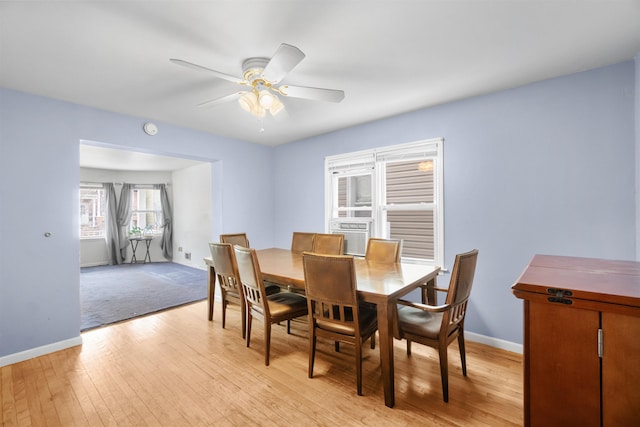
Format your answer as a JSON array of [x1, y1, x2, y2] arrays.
[[258, 90, 275, 108], [254, 104, 266, 118], [238, 91, 257, 113], [239, 91, 268, 118], [269, 96, 285, 116]]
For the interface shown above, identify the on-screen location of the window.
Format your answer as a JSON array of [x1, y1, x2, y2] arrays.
[[130, 187, 164, 234], [325, 139, 443, 265], [80, 186, 106, 238]]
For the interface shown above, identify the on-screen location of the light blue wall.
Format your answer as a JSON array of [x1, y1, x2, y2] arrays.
[[0, 60, 635, 359], [0, 88, 274, 358], [273, 61, 636, 344]]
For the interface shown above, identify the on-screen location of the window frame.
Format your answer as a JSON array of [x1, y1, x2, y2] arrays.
[[324, 138, 444, 266], [129, 186, 164, 236], [79, 184, 107, 240]]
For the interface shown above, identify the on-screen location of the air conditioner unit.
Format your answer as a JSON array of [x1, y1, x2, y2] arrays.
[[329, 219, 372, 256]]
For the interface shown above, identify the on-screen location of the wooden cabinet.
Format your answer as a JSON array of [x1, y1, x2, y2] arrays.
[[512, 255, 640, 427]]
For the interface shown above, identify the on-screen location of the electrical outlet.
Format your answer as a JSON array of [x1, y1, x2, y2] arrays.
[[185, 252, 191, 260], [178, 246, 183, 252]]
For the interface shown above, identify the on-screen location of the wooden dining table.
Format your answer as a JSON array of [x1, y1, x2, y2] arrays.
[[204, 247, 441, 407]]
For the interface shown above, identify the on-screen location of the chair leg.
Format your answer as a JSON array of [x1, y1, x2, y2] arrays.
[[308, 331, 316, 378], [221, 299, 227, 329], [287, 319, 291, 334], [406, 340, 412, 356], [439, 345, 449, 402], [208, 284, 215, 321], [370, 331, 376, 349], [335, 341, 340, 352], [265, 322, 272, 366], [356, 340, 363, 396], [245, 310, 252, 348], [240, 302, 246, 339], [458, 331, 467, 377]]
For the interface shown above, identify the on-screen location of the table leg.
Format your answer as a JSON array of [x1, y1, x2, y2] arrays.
[[377, 300, 395, 407], [143, 240, 152, 263], [207, 265, 216, 321], [422, 276, 437, 305], [130, 240, 138, 264]]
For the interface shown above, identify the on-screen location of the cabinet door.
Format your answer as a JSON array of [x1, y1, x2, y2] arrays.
[[528, 301, 600, 427], [602, 312, 640, 426]]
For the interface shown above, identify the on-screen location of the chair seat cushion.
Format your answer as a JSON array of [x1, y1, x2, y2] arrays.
[[267, 292, 308, 316], [397, 305, 443, 339], [264, 282, 282, 295], [317, 303, 377, 336]]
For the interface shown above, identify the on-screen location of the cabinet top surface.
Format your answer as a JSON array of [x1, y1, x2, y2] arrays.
[[512, 254, 640, 307]]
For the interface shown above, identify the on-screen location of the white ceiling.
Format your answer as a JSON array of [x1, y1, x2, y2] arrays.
[[2, 1, 640, 148]]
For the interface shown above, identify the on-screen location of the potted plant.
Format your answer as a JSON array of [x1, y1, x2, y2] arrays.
[[129, 226, 142, 238]]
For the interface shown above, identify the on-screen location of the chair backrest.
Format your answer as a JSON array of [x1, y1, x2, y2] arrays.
[[443, 249, 479, 330], [291, 232, 316, 254], [302, 252, 359, 332], [220, 233, 250, 248], [208, 242, 242, 295], [312, 233, 344, 255], [365, 238, 402, 263], [234, 245, 268, 315], [446, 249, 479, 306]]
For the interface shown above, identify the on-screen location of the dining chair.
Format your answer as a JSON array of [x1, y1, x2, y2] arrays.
[[220, 233, 250, 248], [311, 233, 344, 255], [208, 242, 246, 338], [234, 246, 309, 366], [365, 238, 403, 263], [394, 249, 479, 402], [291, 232, 316, 254], [302, 252, 378, 395], [221, 232, 280, 295]]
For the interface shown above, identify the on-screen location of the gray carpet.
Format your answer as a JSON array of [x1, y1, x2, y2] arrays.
[[80, 262, 208, 331]]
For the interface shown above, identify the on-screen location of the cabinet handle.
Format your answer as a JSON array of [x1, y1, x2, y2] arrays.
[[598, 328, 603, 358]]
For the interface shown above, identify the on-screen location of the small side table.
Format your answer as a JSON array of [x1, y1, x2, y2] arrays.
[[129, 237, 153, 263]]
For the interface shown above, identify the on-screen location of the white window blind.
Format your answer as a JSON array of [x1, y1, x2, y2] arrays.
[[384, 159, 436, 260], [325, 138, 443, 265]]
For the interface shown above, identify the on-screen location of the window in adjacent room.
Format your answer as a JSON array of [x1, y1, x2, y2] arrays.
[[325, 138, 443, 265], [130, 187, 164, 235], [80, 185, 106, 238]]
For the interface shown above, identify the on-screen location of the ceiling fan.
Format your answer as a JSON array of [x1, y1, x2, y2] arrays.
[[170, 43, 345, 119]]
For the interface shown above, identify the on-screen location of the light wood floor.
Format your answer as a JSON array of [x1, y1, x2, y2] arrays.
[[1, 301, 523, 426]]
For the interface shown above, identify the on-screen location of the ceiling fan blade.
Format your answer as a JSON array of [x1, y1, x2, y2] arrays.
[[170, 58, 243, 84], [197, 91, 246, 108], [279, 84, 345, 103], [262, 43, 305, 84]]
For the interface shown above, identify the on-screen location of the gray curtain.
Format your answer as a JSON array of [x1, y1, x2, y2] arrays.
[[103, 183, 121, 265], [117, 183, 133, 262], [156, 184, 173, 260]]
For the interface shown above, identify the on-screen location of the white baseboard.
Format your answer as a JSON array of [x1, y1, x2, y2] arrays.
[[466, 331, 523, 354], [0, 336, 83, 367], [80, 261, 110, 267], [172, 259, 207, 271]]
